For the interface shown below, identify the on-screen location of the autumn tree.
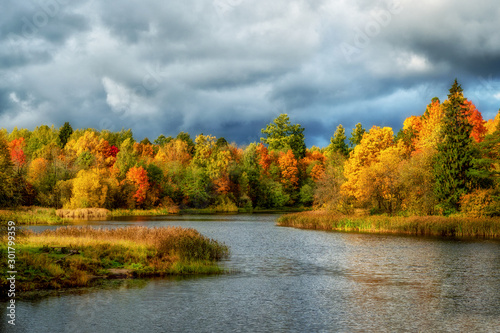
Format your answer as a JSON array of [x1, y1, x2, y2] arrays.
[[26, 125, 60, 159], [126, 166, 150, 206], [485, 110, 500, 135], [69, 168, 109, 208], [342, 126, 395, 210], [433, 79, 475, 212], [464, 100, 487, 143], [413, 98, 444, 153], [313, 155, 348, 212], [8, 137, 27, 172], [115, 138, 138, 177], [0, 132, 16, 206], [261, 114, 306, 158], [278, 149, 299, 192], [354, 144, 405, 213], [176, 132, 195, 155], [399, 147, 437, 215]]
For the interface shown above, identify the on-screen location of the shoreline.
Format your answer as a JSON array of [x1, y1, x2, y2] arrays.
[[277, 211, 500, 239], [0, 225, 229, 299], [0, 206, 309, 226]]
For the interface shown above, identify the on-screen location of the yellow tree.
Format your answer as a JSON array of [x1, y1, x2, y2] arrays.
[[485, 110, 500, 134], [355, 144, 405, 213], [410, 99, 444, 153], [342, 126, 395, 204], [69, 168, 108, 208], [27, 158, 49, 187], [154, 139, 192, 167]]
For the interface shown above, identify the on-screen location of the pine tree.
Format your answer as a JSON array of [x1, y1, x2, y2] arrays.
[[260, 114, 306, 159], [433, 79, 474, 212], [349, 123, 366, 147], [59, 122, 73, 148], [328, 124, 349, 157]]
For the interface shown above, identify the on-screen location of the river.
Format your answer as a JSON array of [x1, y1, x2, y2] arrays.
[[2, 214, 500, 332]]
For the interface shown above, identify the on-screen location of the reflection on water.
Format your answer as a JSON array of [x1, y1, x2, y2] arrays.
[[2, 214, 500, 332]]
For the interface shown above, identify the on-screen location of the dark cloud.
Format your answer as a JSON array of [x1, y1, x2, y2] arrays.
[[1, 0, 499, 146]]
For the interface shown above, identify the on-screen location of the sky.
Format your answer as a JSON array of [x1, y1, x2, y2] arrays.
[[1, 0, 500, 147]]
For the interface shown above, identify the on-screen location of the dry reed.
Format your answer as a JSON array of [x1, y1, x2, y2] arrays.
[[277, 211, 500, 239]]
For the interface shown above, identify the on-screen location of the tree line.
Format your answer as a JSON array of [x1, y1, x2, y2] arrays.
[[0, 80, 499, 216]]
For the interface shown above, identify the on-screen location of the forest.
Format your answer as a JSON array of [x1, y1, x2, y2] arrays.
[[0, 80, 499, 217]]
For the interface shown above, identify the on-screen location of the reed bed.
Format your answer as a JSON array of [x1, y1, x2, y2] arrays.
[[277, 211, 500, 239], [0, 226, 229, 294], [56, 208, 110, 219]]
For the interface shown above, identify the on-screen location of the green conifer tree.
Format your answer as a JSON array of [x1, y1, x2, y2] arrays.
[[328, 124, 349, 157], [260, 114, 306, 158], [58, 122, 73, 148], [433, 79, 474, 212], [349, 123, 366, 147]]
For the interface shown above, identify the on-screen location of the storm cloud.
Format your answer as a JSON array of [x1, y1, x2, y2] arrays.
[[1, 0, 499, 147]]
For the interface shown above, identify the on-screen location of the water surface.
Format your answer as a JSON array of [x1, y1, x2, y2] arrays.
[[2, 214, 500, 332]]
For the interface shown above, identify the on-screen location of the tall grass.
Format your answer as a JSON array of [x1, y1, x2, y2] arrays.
[[109, 207, 180, 217], [0, 207, 70, 225], [0, 226, 229, 295], [277, 211, 500, 239], [56, 208, 110, 219]]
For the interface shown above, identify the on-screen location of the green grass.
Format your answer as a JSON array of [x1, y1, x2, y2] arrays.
[[108, 208, 179, 217], [0, 207, 70, 225], [277, 211, 500, 239], [0, 226, 229, 297]]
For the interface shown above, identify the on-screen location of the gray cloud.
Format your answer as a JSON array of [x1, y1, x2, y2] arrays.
[[1, 0, 499, 146]]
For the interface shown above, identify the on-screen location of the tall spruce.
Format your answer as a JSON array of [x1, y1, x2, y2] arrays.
[[329, 124, 350, 157], [433, 79, 474, 211], [58, 122, 73, 148]]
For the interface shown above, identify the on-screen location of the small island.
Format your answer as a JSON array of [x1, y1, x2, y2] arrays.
[[0, 225, 228, 297]]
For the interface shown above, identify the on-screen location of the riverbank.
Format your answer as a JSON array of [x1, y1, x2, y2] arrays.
[[0, 226, 229, 298], [0, 206, 309, 225], [277, 211, 500, 239], [0, 207, 70, 225]]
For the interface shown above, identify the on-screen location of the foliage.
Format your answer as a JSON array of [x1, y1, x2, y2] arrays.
[[349, 123, 366, 147], [0, 133, 16, 207], [433, 79, 475, 212], [69, 169, 109, 209], [328, 124, 349, 157], [126, 166, 150, 206], [58, 122, 73, 148], [0, 85, 498, 218], [8, 137, 27, 171], [342, 126, 395, 203], [261, 113, 306, 158], [460, 188, 500, 217]]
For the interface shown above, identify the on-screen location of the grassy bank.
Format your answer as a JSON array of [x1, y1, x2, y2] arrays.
[[108, 207, 180, 217], [0, 206, 311, 226], [0, 226, 229, 296], [0, 207, 70, 225], [277, 211, 500, 239]]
